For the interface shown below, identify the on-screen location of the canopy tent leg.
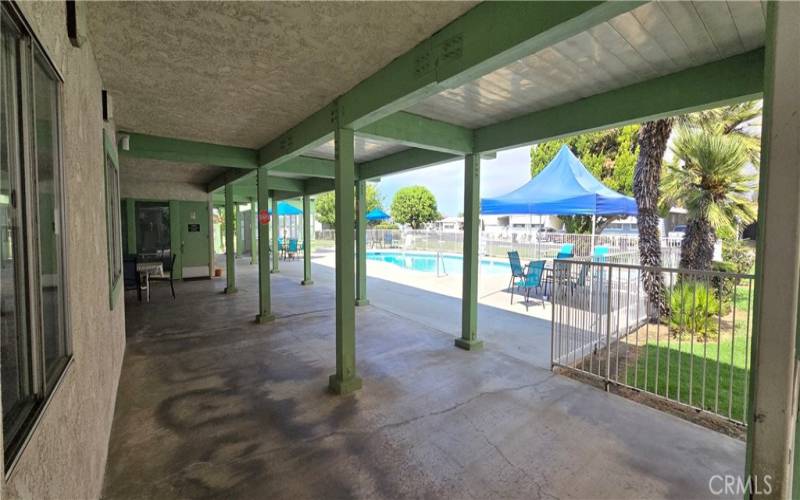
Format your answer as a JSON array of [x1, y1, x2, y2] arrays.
[[591, 214, 596, 255]]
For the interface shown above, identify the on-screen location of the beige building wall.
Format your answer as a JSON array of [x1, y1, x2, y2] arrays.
[[2, 2, 126, 498], [120, 179, 211, 203]]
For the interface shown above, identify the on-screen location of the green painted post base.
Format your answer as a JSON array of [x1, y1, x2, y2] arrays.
[[225, 286, 238, 294], [256, 313, 275, 324], [355, 298, 370, 307], [328, 374, 363, 395], [301, 280, 314, 286], [454, 338, 484, 351]]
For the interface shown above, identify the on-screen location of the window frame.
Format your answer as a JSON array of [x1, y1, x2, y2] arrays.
[[103, 129, 122, 309], [0, 1, 73, 474]]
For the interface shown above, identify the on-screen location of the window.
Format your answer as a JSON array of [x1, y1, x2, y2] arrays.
[[104, 130, 122, 308], [0, 3, 71, 468]]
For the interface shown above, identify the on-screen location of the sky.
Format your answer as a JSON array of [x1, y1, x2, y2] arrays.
[[376, 145, 532, 217]]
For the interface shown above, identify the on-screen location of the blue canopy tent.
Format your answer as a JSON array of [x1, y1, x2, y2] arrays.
[[481, 145, 638, 249], [365, 208, 391, 221]]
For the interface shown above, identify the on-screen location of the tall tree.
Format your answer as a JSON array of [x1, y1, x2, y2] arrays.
[[315, 184, 383, 226], [662, 130, 757, 271], [530, 125, 640, 233], [634, 119, 673, 317], [390, 186, 439, 229]]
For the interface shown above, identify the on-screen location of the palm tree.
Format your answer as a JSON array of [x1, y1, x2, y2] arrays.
[[677, 101, 761, 165], [662, 130, 757, 271], [634, 119, 673, 316]]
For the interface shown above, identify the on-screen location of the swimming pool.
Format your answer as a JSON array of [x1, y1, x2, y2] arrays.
[[366, 251, 510, 275]]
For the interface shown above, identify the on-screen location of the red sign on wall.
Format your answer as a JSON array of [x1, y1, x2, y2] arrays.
[[259, 209, 270, 225]]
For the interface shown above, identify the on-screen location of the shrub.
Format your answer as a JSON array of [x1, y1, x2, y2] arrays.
[[374, 222, 398, 230], [668, 281, 720, 341], [711, 241, 755, 314]]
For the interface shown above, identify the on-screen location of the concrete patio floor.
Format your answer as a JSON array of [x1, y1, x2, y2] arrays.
[[103, 256, 744, 499]]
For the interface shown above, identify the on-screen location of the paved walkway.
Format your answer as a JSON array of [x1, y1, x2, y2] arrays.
[[102, 255, 744, 499]]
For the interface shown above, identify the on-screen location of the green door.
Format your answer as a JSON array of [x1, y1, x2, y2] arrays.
[[179, 201, 210, 278]]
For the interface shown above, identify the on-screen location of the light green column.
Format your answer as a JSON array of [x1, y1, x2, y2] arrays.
[[236, 203, 244, 257], [271, 195, 280, 273], [301, 194, 314, 285], [355, 179, 369, 306], [329, 125, 361, 395], [456, 154, 483, 350], [224, 183, 237, 294], [256, 168, 274, 323], [746, 2, 800, 497], [249, 197, 258, 265]]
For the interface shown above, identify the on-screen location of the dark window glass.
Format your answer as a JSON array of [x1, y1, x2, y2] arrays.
[[136, 201, 170, 260], [0, 12, 35, 446], [33, 52, 67, 385]]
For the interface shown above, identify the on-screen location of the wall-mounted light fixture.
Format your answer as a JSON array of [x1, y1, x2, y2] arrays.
[[119, 134, 130, 151]]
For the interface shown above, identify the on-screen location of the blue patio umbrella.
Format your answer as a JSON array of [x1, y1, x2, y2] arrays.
[[268, 201, 302, 216], [365, 208, 391, 221]]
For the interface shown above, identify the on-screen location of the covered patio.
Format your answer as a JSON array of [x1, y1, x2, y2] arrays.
[[105, 258, 743, 498], [90, 0, 799, 496]]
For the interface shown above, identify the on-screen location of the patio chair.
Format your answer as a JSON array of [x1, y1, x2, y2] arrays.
[[123, 256, 141, 302], [506, 251, 527, 304], [287, 239, 299, 260], [513, 260, 546, 310], [556, 243, 574, 258], [592, 245, 609, 262], [150, 253, 176, 299], [383, 232, 393, 248]]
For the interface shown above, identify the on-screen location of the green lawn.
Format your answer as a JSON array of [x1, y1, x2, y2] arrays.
[[623, 284, 753, 423]]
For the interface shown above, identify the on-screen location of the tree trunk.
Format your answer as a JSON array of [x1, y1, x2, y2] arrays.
[[633, 119, 673, 317], [678, 217, 716, 270]]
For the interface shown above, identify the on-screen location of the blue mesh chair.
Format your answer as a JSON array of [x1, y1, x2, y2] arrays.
[[514, 260, 546, 310], [507, 251, 526, 303], [287, 239, 299, 260]]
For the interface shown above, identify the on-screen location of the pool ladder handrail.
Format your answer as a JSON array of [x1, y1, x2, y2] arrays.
[[436, 251, 448, 277]]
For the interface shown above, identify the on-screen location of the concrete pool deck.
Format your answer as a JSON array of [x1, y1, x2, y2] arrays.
[[103, 252, 744, 498]]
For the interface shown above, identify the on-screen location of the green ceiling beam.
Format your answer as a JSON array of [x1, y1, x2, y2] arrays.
[[120, 132, 258, 169], [474, 48, 765, 153], [304, 178, 336, 196], [358, 112, 473, 154], [256, 1, 640, 168], [210, 175, 304, 195], [358, 149, 458, 180], [207, 156, 333, 192]]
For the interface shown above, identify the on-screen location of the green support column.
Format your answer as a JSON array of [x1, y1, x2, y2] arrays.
[[256, 168, 274, 323], [271, 195, 280, 273], [301, 194, 314, 285], [235, 204, 244, 257], [249, 197, 258, 265], [355, 179, 369, 306], [224, 183, 237, 294], [125, 199, 136, 256], [456, 154, 483, 350], [329, 125, 362, 395]]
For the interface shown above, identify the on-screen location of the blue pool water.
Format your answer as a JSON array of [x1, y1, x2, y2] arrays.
[[366, 251, 510, 275]]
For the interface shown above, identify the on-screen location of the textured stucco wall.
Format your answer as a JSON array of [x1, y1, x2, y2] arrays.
[[2, 2, 126, 499], [121, 179, 211, 203]]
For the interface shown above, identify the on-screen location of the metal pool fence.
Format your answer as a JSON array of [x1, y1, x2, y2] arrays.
[[550, 259, 755, 425], [314, 229, 684, 267]]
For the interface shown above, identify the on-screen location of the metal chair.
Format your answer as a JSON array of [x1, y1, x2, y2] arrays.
[[150, 253, 177, 299], [513, 260, 546, 310], [123, 256, 141, 302], [506, 251, 526, 303]]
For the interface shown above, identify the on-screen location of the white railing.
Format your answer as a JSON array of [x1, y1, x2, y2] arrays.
[[315, 229, 684, 267], [550, 259, 754, 425]]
